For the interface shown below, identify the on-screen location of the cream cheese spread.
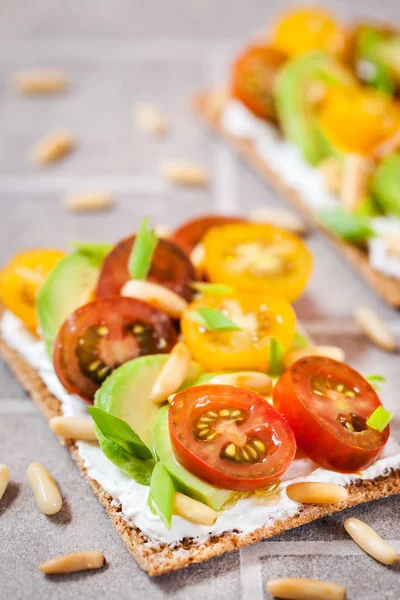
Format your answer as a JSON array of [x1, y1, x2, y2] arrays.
[[2, 310, 400, 545], [221, 100, 400, 280]]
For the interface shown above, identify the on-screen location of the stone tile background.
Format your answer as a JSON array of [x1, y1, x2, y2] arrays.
[[0, 1, 399, 598]]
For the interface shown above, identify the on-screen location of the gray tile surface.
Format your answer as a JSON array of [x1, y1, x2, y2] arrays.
[[0, 1, 399, 598]]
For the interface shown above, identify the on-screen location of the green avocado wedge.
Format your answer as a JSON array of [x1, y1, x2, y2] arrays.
[[152, 406, 234, 511], [371, 153, 400, 217], [274, 51, 355, 166], [37, 252, 100, 357]]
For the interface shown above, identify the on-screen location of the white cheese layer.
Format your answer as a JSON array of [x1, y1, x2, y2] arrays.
[[221, 100, 400, 280], [2, 310, 400, 545]]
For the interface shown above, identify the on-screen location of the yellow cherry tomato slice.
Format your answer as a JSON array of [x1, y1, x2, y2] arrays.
[[203, 223, 312, 302], [272, 8, 347, 58], [181, 291, 296, 372], [317, 87, 400, 156], [0, 249, 65, 333]]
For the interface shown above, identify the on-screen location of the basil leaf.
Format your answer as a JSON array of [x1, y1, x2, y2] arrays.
[[190, 282, 235, 295], [318, 208, 375, 243], [365, 374, 386, 392], [186, 308, 241, 331], [366, 406, 393, 432], [71, 241, 112, 267], [88, 407, 152, 460], [268, 338, 285, 377], [148, 462, 175, 529], [128, 217, 157, 280]]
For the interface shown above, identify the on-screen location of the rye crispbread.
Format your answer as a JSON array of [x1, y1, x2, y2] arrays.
[[192, 91, 400, 308], [1, 329, 400, 576]]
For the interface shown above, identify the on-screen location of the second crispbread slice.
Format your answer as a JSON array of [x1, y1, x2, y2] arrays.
[[1, 314, 400, 576], [192, 90, 400, 308]]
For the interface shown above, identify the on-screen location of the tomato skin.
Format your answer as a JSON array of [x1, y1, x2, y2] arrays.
[[0, 249, 65, 333], [203, 223, 312, 302], [171, 214, 245, 256], [181, 291, 295, 372], [169, 384, 296, 491], [53, 297, 177, 402], [273, 357, 389, 473], [96, 235, 195, 301], [232, 45, 287, 120]]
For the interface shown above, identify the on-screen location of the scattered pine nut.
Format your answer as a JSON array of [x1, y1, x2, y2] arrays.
[[190, 243, 205, 279], [283, 346, 345, 369], [250, 206, 307, 235], [305, 81, 326, 107], [374, 129, 400, 160], [134, 103, 168, 137], [340, 154, 373, 212], [154, 223, 172, 239], [206, 87, 230, 119], [266, 577, 346, 600], [385, 236, 400, 259], [344, 517, 399, 565], [121, 279, 188, 319], [30, 129, 74, 165], [49, 417, 97, 441], [354, 305, 397, 352], [208, 371, 272, 395], [12, 69, 68, 95], [39, 551, 105, 574], [319, 157, 342, 194], [27, 462, 62, 515], [64, 191, 113, 213], [286, 482, 348, 504], [160, 161, 208, 187], [150, 342, 191, 404], [173, 492, 218, 526], [0, 464, 10, 501]]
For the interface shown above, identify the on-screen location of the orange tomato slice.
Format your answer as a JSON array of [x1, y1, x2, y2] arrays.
[[181, 291, 296, 372], [0, 249, 65, 333], [202, 223, 312, 302], [272, 8, 347, 58], [317, 87, 400, 156]]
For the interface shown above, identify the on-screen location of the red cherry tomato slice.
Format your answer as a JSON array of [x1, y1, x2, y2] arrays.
[[169, 384, 296, 491], [171, 214, 245, 256], [273, 356, 389, 473], [96, 236, 195, 301], [53, 297, 177, 402], [231, 44, 287, 120]]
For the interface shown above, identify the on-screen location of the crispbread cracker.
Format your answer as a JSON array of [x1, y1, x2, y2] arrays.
[[1, 323, 399, 575], [192, 91, 400, 308]]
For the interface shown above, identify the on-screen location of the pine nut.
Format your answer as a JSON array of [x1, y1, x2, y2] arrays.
[[27, 462, 62, 515], [65, 191, 113, 213], [39, 551, 105, 574], [30, 129, 75, 165], [250, 207, 307, 236], [49, 417, 97, 441], [354, 305, 397, 352], [12, 69, 68, 94], [160, 160, 208, 187], [0, 464, 10, 501], [344, 518, 399, 565], [284, 346, 345, 369], [286, 482, 348, 504], [206, 87, 230, 119], [208, 371, 272, 395], [374, 129, 400, 160], [121, 279, 187, 319], [154, 223, 172, 239], [150, 342, 191, 404], [134, 103, 168, 136], [386, 236, 400, 259], [266, 577, 346, 600], [319, 157, 342, 194], [173, 492, 217, 526], [190, 243, 205, 279], [340, 154, 373, 212]]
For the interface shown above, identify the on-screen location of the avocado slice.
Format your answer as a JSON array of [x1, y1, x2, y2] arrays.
[[274, 51, 355, 165], [355, 26, 400, 95], [152, 406, 234, 511], [37, 252, 99, 357], [371, 153, 400, 216]]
